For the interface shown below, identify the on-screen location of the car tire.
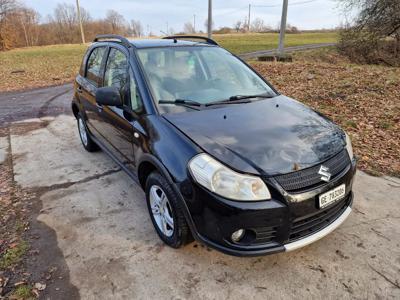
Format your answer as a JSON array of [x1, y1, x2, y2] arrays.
[[77, 114, 99, 152], [145, 171, 191, 248]]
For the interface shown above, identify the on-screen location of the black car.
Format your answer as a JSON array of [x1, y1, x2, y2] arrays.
[[72, 34, 356, 256]]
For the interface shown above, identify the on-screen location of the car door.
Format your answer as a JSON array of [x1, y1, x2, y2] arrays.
[[77, 45, 108, 137], [95, 46, 144, 172]]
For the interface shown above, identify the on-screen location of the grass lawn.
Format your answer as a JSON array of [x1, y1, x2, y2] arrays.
[[0, 44, 87, 93], [0, 32, 337, 92], [215, 32, 338, 53]]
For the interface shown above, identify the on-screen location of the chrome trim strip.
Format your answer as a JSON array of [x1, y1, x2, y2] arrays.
[[284, 206, 352, 252]]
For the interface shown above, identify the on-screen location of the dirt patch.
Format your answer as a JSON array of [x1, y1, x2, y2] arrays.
[[9, 121, 50, 136], [0, 129, 79, 299], [24, 187, 80, 300]]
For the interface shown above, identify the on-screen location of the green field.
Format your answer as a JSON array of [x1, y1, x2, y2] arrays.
[[0, 32, 338, 92], [216, 32, 338, 54]]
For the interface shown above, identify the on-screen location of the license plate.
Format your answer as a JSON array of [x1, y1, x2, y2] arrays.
[[319, 184, 346, 209]]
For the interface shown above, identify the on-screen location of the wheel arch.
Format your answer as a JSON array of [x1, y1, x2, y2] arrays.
[[137, 154, 175, 190], [71, 101, 80, 119], [136, 154, 200, 240]]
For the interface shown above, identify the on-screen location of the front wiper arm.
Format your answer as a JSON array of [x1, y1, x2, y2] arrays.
[[206, 93, 275, 107], [159, 99, 203, 107], [229, 93, 275, 101]]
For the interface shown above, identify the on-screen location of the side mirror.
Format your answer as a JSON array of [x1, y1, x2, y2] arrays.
[[95, 86, 122, 107]]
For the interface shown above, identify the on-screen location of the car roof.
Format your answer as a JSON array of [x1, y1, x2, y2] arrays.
[[126, 39, 215, 49]]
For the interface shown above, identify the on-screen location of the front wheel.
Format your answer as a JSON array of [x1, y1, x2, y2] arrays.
[[145, 171, 191, 248], [77, 115, 99, 152]]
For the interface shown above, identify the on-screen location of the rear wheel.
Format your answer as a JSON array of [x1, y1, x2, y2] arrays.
[[145, 171, 190, 248], [77, 115, 99, 152]]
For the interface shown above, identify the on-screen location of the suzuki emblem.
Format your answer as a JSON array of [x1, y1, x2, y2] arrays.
[[318, 165, 331, 182]]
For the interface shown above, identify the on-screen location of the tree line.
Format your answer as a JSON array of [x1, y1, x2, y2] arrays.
[[0, 0, 305, 51], [0, 0, 144, 50]]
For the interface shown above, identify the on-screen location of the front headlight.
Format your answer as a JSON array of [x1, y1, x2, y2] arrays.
[[345, 132, 354, 159], [188, 153, 271, 201]]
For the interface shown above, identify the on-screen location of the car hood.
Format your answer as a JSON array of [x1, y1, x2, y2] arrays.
[[163, 95, 345, 176]]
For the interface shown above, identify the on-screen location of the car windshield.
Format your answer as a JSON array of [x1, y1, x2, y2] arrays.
[[137, 46, 276, 106]]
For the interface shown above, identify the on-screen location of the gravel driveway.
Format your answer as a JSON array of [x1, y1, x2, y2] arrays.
[[1, 85, 399, 299]]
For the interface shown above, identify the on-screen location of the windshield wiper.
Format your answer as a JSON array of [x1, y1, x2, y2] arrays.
[[229, 93, 275, 101], [159, 99, 204, 107], [206, 93, 275, 107]]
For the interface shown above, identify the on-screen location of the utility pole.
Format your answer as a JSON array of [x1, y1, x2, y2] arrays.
[[166, 22, 169, 35], [76, 0, 85, 44], [248, 4, 251, 32], [207, 0, 212, 39], [278, 0, 288, 56], [193, 14, 196, 33]]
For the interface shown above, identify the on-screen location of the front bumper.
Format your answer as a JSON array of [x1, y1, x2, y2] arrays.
[[284, 205, 351, 252], [180, 158, 356, 257]]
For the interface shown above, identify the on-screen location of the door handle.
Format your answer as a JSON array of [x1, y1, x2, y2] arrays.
[[77, 86, 83, 94], [96, 103, 103, 111]]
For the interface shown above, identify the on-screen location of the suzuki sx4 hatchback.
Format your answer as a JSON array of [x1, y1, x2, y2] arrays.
[[72, 35, 356, 256]]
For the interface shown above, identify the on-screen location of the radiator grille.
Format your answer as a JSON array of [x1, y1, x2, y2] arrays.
[[274, 149, 350, 192]]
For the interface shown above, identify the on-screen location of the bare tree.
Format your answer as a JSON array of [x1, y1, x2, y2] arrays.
[[251, 18, 271, 33], [0, 0, 16, 21], [18, 7, 40, 46], [234, 20, 242, 33], [183, 21, 195, 34], [130, 19, 143, 37], [251, 18, 264, 32], [286, 24, 300, 33], [53, 3, 78, 43], [105, 9, 127, 35], [0, 0, 18, 49]]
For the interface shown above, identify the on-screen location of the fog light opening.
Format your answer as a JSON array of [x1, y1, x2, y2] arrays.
[[231, 229, 245, 243]]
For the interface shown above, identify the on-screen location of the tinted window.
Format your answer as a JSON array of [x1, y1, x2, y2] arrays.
[[104, 48, 143, 113], [86, 47, 106, 85]]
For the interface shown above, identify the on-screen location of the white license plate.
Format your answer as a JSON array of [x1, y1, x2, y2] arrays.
[[319, 184, 346, 209]]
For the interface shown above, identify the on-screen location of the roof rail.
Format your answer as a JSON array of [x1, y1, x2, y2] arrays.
[[93, 34, 132, 48], [163, 35, 218, 46]]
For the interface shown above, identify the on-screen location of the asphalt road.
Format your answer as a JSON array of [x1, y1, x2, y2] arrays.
[[0, 85, 399, 299], [0, 84, 72, 126]]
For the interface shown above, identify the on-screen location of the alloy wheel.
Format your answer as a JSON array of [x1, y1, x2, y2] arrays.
[[149, 185, 174, 237]]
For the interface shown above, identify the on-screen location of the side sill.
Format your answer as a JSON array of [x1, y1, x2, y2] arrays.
[[90, 134, 140, 184]]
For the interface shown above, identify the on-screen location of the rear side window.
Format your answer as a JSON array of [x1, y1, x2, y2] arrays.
[[86, 47, 106, 85]]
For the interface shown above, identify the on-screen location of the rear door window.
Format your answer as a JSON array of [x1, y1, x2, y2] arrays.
[[86, 47, 106, 86]]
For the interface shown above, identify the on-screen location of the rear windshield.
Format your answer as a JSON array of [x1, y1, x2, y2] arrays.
[[137, 46, 276, 106]]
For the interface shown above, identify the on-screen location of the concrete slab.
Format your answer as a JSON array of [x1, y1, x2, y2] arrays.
[[10, 115, 118, 188], [0, 136, 9, 164], [35, 171, 400, 299], [11, 114, 400, 299]]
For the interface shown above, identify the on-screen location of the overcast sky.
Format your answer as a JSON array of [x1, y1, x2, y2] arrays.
[[23, 0, 344, 34]]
